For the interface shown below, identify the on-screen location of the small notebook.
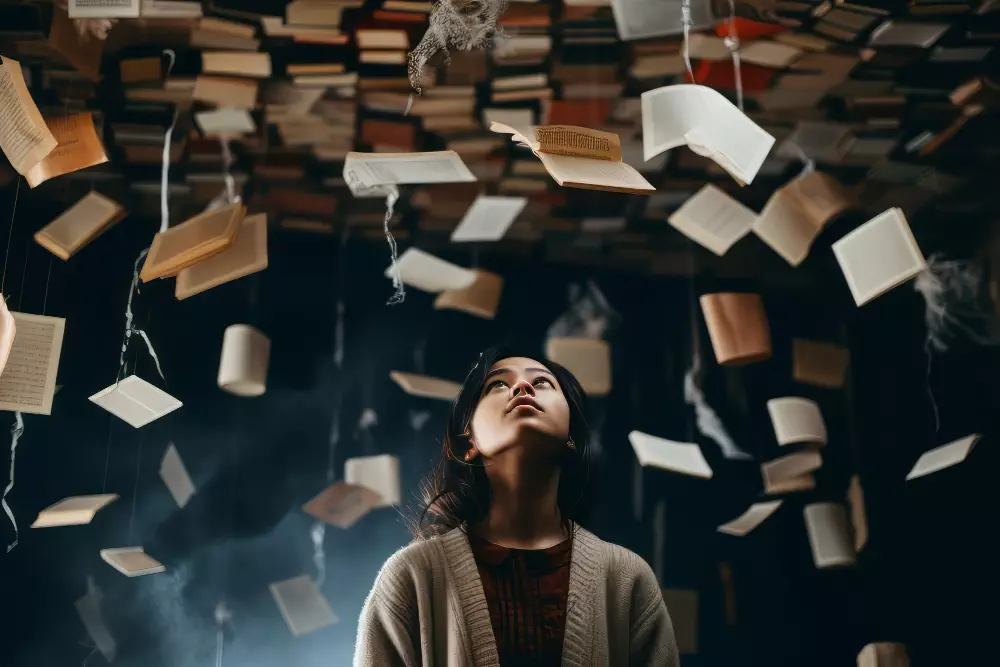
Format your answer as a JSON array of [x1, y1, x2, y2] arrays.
[[803, 503, 857, 568], [269, 575, 338, 637], [761, 450, 823, 488], [767, 397, 828, 446], [389, 371, 461, 401], [159, 443, 196, 508], [628, 431, 713, 479], [31, 493, 119, 528], [793, 339, 850, 389], [141, 203, 246, 282], [717, 500, 783, 536], [100, 547, 166, 577], [858, 642, 911, 667], [89, 375, 183, 428], [905, 434, 979, 481], [302, 481, 382, 529], [544, 337, 612, 397], [175, 213, 268, 300], [832, 208, 926, 306], [668, 184, 756, 257], [344, 454, 401, 508], [433, 269, 503, 320], [34, 192, 126, 260], [386, 248, 477, 293]]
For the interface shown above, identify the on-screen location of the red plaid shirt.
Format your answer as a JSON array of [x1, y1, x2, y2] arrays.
[[469, 534, 572, 667]]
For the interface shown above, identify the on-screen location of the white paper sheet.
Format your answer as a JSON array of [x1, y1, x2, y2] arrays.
[[343, 151, 476, 187], [906, 434, 979, 481], [0, 313, 65, 415], [803, 503, 856, 568], [344, 454, 401, 507], [160, 443, 196, 508], [195, 108, 256, 135], [450, 196, 527, 242], [89, 375, 183, 428], [717, 500, 782, 536], [628, 431, 713, 479], [641, 84, 775, 184], [269, 575, 338, 637], [832, 208, 927, 306], [668, 184, 756, 256], [610, 0, 715, 41], [767, 397, 827, 446], [483, 107, 534, 129], [385, 247, 477, 293]]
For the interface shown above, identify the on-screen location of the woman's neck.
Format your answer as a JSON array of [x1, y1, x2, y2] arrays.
[[473, 452, 567, 550]]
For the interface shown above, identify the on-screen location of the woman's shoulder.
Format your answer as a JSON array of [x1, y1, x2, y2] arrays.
[[574, 526, 659, 587]]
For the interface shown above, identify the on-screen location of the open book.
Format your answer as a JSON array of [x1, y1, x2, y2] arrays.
[[35, 192, 126, 260], [490, 122, 655, 195], [140, 202, 246, 282]]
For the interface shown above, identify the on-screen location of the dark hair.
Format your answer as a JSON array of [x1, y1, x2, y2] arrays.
[[411, 345, 596, 540]]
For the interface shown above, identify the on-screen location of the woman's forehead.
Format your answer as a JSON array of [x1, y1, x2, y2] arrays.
[[487, 357, 549, 374]]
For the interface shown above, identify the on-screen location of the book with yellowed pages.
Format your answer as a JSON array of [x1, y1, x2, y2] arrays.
[[0, 56, 58, 176], [303, 481, 382, 529], [31, 494, 119, 528], [25, 113, 108, 188], [35, 192, 126, 260], [140, 202, 246, 282], [100, 547, 166, 577], [433, 269, 504, 320], [490, 122, 655, 195], [389, 370, 461, 401], [175, 213, 268, 300], [545, 337, 612, 396]]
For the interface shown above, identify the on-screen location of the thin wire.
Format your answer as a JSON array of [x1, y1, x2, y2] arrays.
[[924, 338, 940, 434], [41, 258, 52, 314], [2, 178, 22, 295], [127, 431, 145, 544], [681, 0, 695, 82], [100, 414, 114, 492], [17, 238, 29, 310]]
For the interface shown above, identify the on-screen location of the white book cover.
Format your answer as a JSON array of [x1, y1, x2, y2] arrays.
[[628, 431, 713, 479], [767, 397, 827, 446], [159, 443, 196, 508], [269, 575, 338, 637], [89, 375, 183, 428], [385, 248, 477, 293], [450, 196, 527, 242], [344, 454, 401, 508], [906, 434, 979, 481], [717, 500, 782, 536]]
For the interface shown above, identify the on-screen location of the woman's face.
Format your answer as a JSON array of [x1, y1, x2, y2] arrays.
[[467, 357, 571, 459]]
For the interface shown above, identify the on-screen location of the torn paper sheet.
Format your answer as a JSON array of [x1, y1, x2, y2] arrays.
[[641, 84, 775, 184], [766, 397, 827, 446], [344, 454, 401, 508], [544, 337, 612, 397], [792, 339, 850, 389], [89, 375, 183, 428], [101, 547, 166, 577], [450, 196, 527, 242], [0, 56, 57, 175], [2, 412, 23, 551], [717, 500, 782, 536], [343, 151, 476, 187], [803, 502, 856, 568], [847, 474, 868, 552], [668, 184, 756, 256], [34, 191, 126, 261], [74, 582, 117, 663], [433, 269, 504, 320], [270, 575, 338, 637], [629, 431, 713, 479], [905, 434, 979, 481], [32, 493, 118, 528], [25, 113, 108, 188], [0, 313, 65, 416], [700, 293, 772, 366], [218, 325, 270, 397], [160, 443, 195, 508], [176, 213, 268, 300], [303, 481, 382, 529], [390, 371, 461, 401], [386, 248, 477, 293], [761, 450, 822, 488], [0, 299, 15, 377], [611, 0, 716, 41], [833, 207, 927, 307]]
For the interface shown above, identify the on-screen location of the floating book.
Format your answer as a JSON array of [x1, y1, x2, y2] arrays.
[[160, 443, 196, 509], [100, 547, 166, 577], [343, 151, 476, 189], [195, 108, 256, 136], [753, 171, 850, 266], [433, 269, 504, 320], [490, 122, 655, 194], [217, 324, 270, 397], [25, 113, 108, 188], [270, 575, 337, 637], [767, 397, 827, 446], [641, 84, 775, 184], [793, 339, 850, 389], [832, 208, 926, 306], [544, 337, 612, 397], [0, 56, 57, 176], [905, 434, 979, 481], [390, 371, 461, 401], [700, 293, 772, 366], [717, 500, 783, 536], [628, 431, 713, 479], [764, 472, 816, 496], [668, 185, 756, 257], [803, 502, 857, 569], [202, 51, 272, 78], [175, 213, 268, 300], [35, 192, 126, 260], [302, 481, 382, 529], [761, 450, 823, 488], [74, 585, 116, 663], [450, 196, 527, 242], [344, 454, 401, 508], [89, 375, 183, 428], [386, 247, 476, 294], [858, 642, 910, 667], [140, 202, 246, 282], [0, 313, 65, 415], [31, 493, 118, 528]]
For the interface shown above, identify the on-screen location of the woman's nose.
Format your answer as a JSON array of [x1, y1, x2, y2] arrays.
[[510, 380, 535, 397]]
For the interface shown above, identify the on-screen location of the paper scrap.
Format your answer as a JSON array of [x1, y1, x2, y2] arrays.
[[269, 575, 338, 637], [25, 113, 108, 188], [628, 431, 713, 479], [302, 481, 382, 529], [160, 443, 195, 508], [450, 196, 526, 242], [35, 191, 126, 261], [793, 339, 850, 389], [31, 493, 118, 528], [544, 337, 612, 397], [847, 474, 867, 552], [386, 248, 476, 294], [389, 370, 461, 401], [89, 375, 183, 428], [905, 434, 979, 481], [100, 547, 166, 577], [803, 502, 856, 568], [344, 454, 401, 508], [833, 208, 927, 306], [175, 213, 268, 300], [668, 184, 756, 256], [761, 450, 823, 488], [0, 313, 65, 416], [767, 397, 827, 446], [433, 269, 503, 320], [0, 56, 57, 175], [717, 500, 783, 536]]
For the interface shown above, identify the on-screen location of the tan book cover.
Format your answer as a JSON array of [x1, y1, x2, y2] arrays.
[[175, 213, 268, 299], [302, 481, 382, 529], [24, 113, 108, 188], [545, 337, 612, 397], [31, 494, 119, 528], [141, 202, 246, 282], [433, 269, 504, 320], [700, 293, 772, 366], [35, 192, 125, 260], [793, 339, 850, 388]]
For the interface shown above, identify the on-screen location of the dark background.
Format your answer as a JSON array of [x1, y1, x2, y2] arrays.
[[0, 180, 997, 667]]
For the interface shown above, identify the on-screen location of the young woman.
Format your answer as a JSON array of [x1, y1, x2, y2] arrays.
[[354, 346, 678, 667]]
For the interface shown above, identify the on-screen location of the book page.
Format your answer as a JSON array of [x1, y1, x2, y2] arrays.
[[538, 151, 655, 194], [32, 493, 118, 527], [0, 57, 57, 175], [269, 575, 338, 637], [389, 371, 461, 401], [761, 450, 823, 487], [668, 184, 756, 256], [628, 431, 713, 479], [766, 397, 827, 446], [100, 547, 166, 576], [753, 187, 822, 266], [384, 247, 476, 293], [344, 151, 476, 187], [533, 125, 622, 161], [24, 113, 108, 188], [303, 481, 382, 529], [68, 0, 141, 19], [89, 375, 183, 428], [641, 85, 704, 161], [545, 337, 612, 397], [35, 191, 124, 260], [0, 313, 65, 415], [433, 269, 504, 320], [74, 588, 117, 663], [906, 434, 979, 480], [610, 0, 714, 41], [195, 108, 256, 135], [717, 500, 782, 536], [784, 171, 850, 230], [451, 196, 526, 242], [160, 443, 196, 508], [691, 86, 775, 185]]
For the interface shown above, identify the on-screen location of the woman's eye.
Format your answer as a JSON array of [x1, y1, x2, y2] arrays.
[[487, 380, 507, 391], [533, 377, 552, 387]]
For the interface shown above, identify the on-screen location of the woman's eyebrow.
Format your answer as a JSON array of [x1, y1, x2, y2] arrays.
[[485, 366, 554, 380]]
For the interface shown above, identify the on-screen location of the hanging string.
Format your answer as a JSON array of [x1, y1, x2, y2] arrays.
[[2, 412, 24, 552], [100, 413, 114, 492], [722, 1, 744, 111], [214, 601, 232, 667], [680, 0, 695, 83], [117, 248, 165, 384], [16, 238, 29, 310], [2, 178, 21, 295], [160, 49, 178, 234], [221, 137, 237, 205], [42, 258, 52, 314], [403, 93, 414, 116], [127, 431, 144, 544], [383, 188, 404, 305]]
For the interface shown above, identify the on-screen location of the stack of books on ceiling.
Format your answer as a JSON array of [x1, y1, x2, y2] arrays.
[[493, 2, 553, 68]]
